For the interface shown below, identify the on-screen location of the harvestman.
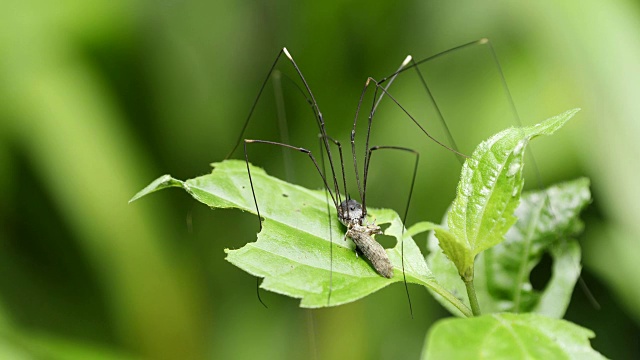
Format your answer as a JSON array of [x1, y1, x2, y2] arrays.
[[225, 38, 564, 314], [226, 51, 437, 314]]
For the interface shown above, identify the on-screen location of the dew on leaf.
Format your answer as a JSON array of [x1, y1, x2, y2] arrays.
[[507, 162, 521, 177], [513, 139, 526, 156]]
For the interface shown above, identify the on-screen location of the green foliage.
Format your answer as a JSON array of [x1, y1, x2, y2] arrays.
[[131, 109, 602, 357], [438, 109, 579, 281], [422, 313, 606, 360], [3, 0, 639, 357], [423, 178, 590, 317], [483, 178, 590, 316], [130, 161, 472, 315]]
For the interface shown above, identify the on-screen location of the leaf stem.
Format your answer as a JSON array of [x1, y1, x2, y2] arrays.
[[464, 279, 481, 316], [426, 281, 473, 318]]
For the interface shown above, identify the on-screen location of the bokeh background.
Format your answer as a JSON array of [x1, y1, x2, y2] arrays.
[[1, 0, 639, 359]]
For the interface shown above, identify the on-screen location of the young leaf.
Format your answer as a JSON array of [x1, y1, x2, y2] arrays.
[[422, 313, 606, 360], [481, 177, 590, 316], [424, 178, 591, 317], [440, 109, 579, 280], [130, 160, 471, 315]]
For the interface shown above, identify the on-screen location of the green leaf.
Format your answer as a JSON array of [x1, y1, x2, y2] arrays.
[[413, 220, 468, 317], [531, 239, 582, 317], [481, 177, 590, 316], [440, 109, 579, 280], [425, 178, 591, 317], [128, 175, 185, 203], [422, 313, 606, 360], [131, 160, 471, 315]]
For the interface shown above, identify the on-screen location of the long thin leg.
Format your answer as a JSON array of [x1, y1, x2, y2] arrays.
[[226, 48, 326, 159], [244, 139, 338, 232], [371, 39, 550, 224], [348, 76, 467, 221], [362, 57, 414, 192], [226, 48, 343, 205], [236, 58, 294, 310], [272, 71, 349, 205], [386, 40, 596, 308], [271, 71, 352, 211], [375, 38, 540, 177], [236, 51, 362, 308], [408, 59, 464, 164], [227, 49, 285, 159], [319, 134, 357, 305], [255, 277, 267, 308], [270, 56, 417, 216], [376, 39, 486, 85], [365, 78, 468, 159], [273, 78, 320, 356], [363, 145, 420, 318], [272, 70, 295, 183], [483, 40, 543, 188], [351, 39, 503, 166], [323, 134, 347, 206], [243, 141, 271, 309], [244, 139, 340, 309], [351, 56, 413, 204], [350, 42, 484, 185], [317, 136, 334, 307], [280, 49, 343, 204]]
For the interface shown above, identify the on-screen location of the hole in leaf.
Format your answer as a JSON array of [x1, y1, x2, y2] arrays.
[[375, 223, 396, 249], [375, 234, 396, 249], [413, 232, 429, 257], [530, 251, 553, 291]]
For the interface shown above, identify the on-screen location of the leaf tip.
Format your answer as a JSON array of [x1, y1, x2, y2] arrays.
[[558, 107, 581, 122], [563, 108, 581, 121], [128, 174, 182, 204]]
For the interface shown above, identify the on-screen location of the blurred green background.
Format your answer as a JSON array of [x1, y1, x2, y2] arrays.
[[1, 0, 639, 359]]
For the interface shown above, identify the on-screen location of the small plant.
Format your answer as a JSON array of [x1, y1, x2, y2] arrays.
[[130, 109, 606, 359]]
